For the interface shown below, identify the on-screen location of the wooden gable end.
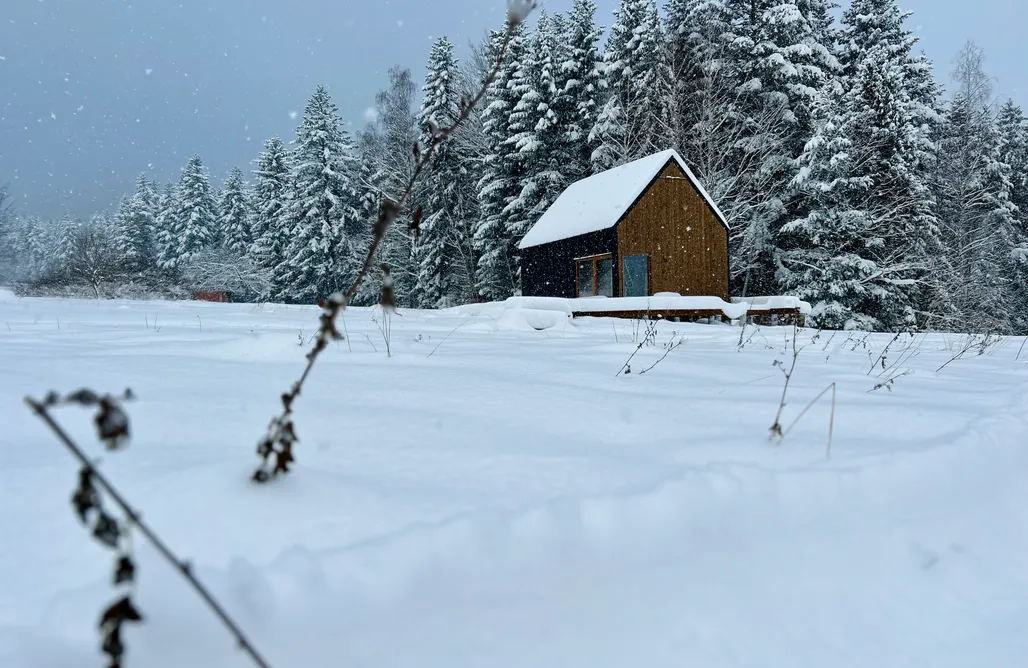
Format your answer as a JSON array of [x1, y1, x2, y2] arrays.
[[615, 160, 729, 300]]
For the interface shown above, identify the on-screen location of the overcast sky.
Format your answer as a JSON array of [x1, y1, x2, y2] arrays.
[[1, 0, 1024, 219]]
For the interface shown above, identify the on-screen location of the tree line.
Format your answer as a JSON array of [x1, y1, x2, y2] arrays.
[[1, 0, 1027, 333]]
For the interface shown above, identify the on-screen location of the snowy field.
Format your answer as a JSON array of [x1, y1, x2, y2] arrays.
[[1, 289, 1027, 668]]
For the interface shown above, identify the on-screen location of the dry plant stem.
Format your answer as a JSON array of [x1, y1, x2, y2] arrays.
[[769, 325, 800, 439], [781, 383, 836, 459], [254, 12, 530, 481], [867, 332, 902, 375], [1016, 336, 1027, 362], [24, 398, 276, 668], [616, 319, 658, 376], [639, 337, 686, 375], [427, 313, 496, 358]]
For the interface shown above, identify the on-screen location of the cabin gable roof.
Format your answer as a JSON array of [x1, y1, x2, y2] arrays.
[[517, 149, 729, 250]]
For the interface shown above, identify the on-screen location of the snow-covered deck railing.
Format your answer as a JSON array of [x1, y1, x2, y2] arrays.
[[503, 295, 810, 323]]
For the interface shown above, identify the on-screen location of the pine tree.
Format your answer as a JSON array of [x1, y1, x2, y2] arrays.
[[998, 100, 1028, 221], [998, 101, 1028, 330], [19, 216, 55, 282], [53, 215, 83, 283], [782, 8, 943, 332], [414, 37, 464, 308], [251, 137, 294, 297], [220, 167, 252, 255], [114, 174, 158, 275], [504, 10, 566, 258], [714, 0, 839, 296], [174, 155, 219, 265], [590, 0, 665, 171], [154, 182, 180, 273], [475, 26, 528, 300], [276, 86, 362, 303], [560, 0, 604, 183]]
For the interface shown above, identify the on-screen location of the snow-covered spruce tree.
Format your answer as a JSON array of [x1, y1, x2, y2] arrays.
[[220, 167, 253, 256], [52, 215, 84, 284], [712, 0, 839, 297], [435, 33, 493, 302], [998, 100, 1028, 330], [154, 182, 180, 273], [557, 0, 604, 184], [590, 0, 665, 171], [934, 43, 1024, 333], [173, 155, 220, 266], [503, 9, 568, 278], [413, 36, 468, 308], [276, 86, 363, 303], [113, 174, 158, 276], [0, 184, 15, 282], [998, 100, 1028, 225], [475, 25, 528, 300], [250, 137, 294, 298], [781, 26, 943, 331], [13, 215, 54, 283]]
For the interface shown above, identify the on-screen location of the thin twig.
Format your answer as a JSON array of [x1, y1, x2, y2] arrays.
[[341, 312, 352, 353], [253, 7, 533, 481], [769, 325, 800, 439], [428, 313, 496, 358], [639, 337, 686, 375], [25, 397, 274, 668], [781, 382, 836, 459]]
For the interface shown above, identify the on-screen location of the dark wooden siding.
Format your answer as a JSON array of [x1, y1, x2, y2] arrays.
[[520, 228, 617, 298], [616, 161, 729, 300]]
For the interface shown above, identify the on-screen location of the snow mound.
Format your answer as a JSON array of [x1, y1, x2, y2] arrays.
[[732, 295, 813, 314], [495, 298, 571, 331]]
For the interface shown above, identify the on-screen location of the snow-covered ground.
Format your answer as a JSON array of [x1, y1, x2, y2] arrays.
[[1, 290, 1026, 667]]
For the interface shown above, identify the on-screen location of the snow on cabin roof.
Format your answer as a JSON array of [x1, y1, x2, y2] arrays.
[[517, 149, 729, 250]]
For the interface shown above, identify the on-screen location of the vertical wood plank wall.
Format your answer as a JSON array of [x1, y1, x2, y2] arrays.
[[616, 161, 729, 300]]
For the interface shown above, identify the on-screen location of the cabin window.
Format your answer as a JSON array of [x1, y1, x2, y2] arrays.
[[623, 255, 649, 297], [575, 254, 613, 297]]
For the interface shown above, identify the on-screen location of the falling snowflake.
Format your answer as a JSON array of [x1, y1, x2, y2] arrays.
[[50, 112, 56, 120], [288, 110, 298, 120], [145, 68, 153, 75], [363, 107, 378, 123]]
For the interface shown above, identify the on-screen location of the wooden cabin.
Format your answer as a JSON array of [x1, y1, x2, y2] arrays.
[[518, 149, 730, 301]]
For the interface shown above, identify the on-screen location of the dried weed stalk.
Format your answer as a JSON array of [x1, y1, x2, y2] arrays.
[[253, 3, 536, 483], [767, 328, 836, 456], [937, 331, 1001, 373], [769, 325, 801, 439], [25, 390, 274, 668], [617, 319, 659, 376], [639, 333, 687, 375]]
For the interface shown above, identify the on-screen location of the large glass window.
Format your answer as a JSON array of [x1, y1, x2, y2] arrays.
[[596, 257, 613, 297], [623, 255, 648, 297], [577, 260, 594, 297], [575, 255, 613, 297]]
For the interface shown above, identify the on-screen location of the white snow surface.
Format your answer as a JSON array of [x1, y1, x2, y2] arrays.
[[517, 149, 729, 249], [2, 292, 1027, 667]]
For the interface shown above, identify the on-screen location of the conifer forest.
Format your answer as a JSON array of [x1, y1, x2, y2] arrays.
[[2, 0, 1026, 333]]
